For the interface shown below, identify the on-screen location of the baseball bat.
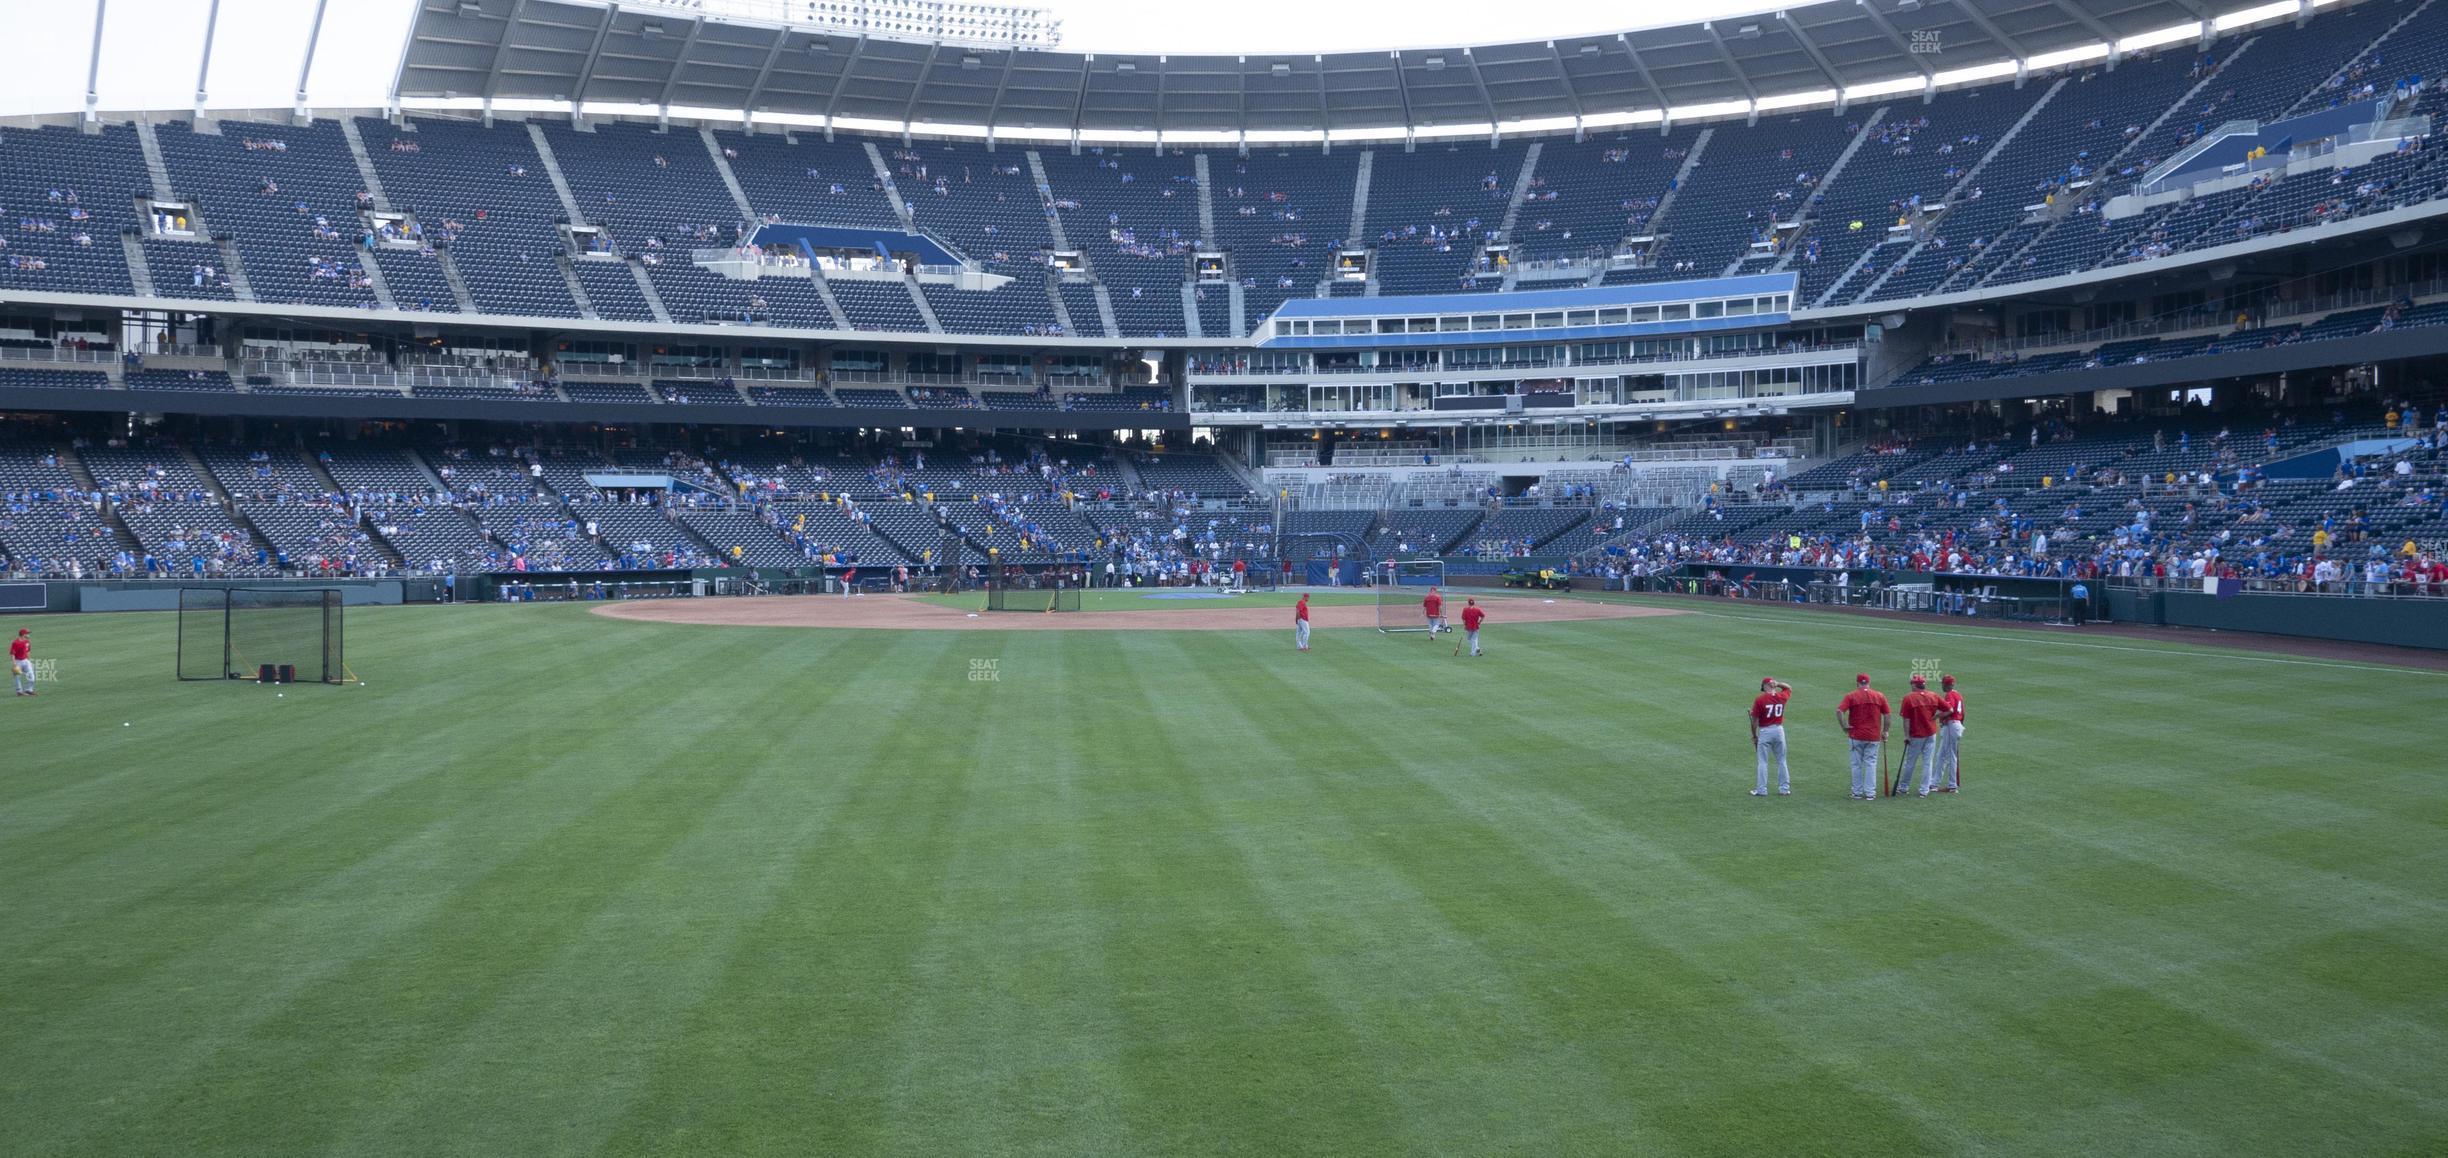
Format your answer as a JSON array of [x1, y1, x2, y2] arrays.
[[1880, 745, 1892, 797]]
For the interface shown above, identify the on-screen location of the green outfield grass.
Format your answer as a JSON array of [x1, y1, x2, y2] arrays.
[[6, 599, 2446, 1156]]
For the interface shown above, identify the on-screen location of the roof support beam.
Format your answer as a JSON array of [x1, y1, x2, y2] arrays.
[[1153, 55, 1168, 146], [821, 34, 868, 139], [1389, 51, 1416, 144], [1615, 35, 1673, 131], [479, 0, 529, 119], [1777, 13, 1851, 109], [2048, 0, 2128, 66], [293, 0, 328, 121], [84, 0, 106, 123], [1234, 56, 1249, 137], [1315, 55, 1329, 150], [984, 50, 1017, 143], [1950, 1, 2033, 85], [1068, 54, 1091, 153], [1701, 22, 1760, 124], [193, 0, 222, 115], [656, 15, 706, 121], [1544, 42, 1585, 139], [900, 41, 940, 140], [572, 2, 620, 110], [1460, 47, 1500, 142], [739, 20, 789, 128]]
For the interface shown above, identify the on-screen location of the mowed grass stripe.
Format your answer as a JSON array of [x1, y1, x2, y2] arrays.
[[2, 612, 751, 1155], [0, 608, 650, 952], [591, 630, 1009, 1155], [319, 626, 911, 1155], [1261, 626, 1961, 1156], [871, 631, 1142, 1157], [1157, 630, 1691, 1156], [1040, 632, 1419, 1156], [89, 625, 823, 1154]]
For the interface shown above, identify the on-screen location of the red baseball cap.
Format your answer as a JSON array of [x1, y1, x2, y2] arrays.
[[1855, 672, 1870, 684], [1910, 674, 1927, 687], [1941, 674, 1956, 686]]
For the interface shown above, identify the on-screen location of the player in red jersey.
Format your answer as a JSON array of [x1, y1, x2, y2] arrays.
[[9, 628, 32, 696], [1459, 598, 1485, 655], [1931, 674, 1965, 792], [1837, 673, 1889, 800], [1422, 587, 1445, 635], [1749, 677, 1792, 796], [1294, 593, 1311, 650], [1897, 675, 1945, 797]]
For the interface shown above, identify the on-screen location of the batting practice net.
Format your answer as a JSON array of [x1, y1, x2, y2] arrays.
[[984, 582, 1082, 613], [178, 587, 346, 683], [1374, 559, 1445, 633]]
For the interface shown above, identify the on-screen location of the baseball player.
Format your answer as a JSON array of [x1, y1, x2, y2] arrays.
[[1749, 677, 1792, 796], [9, 628, 31, 696], [1460, 597, 1485, 655], [1837, 673, 1889, 800], [1294, 593, 1311, 651], [1897, 675, 1944, 797], [1930, 674, 1965, 793], [1422, 586, 1445, 635]]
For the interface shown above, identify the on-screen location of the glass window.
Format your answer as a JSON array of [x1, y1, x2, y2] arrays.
[[1696, 300, 1724, 319], [1661, 303, 1691, 321], [1628, 306, 1659, 323], [1503, 313, 1532, 329], [1534, 312, 1565, 328], [1377, 319, 1404, 334], [1439, 315, 1470, 332], [1725, 298, 1754, 316], [1597, 308, 1627, 324], [1472, 314, 1500, 330], [1566, 310, 1596, 327]]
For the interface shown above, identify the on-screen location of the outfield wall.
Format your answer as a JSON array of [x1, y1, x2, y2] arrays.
[[0, 578, 429, 614], [2116, 589, 2448, 651], [74, 581, 411, 614]]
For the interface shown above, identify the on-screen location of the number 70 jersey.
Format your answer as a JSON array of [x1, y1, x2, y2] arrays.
[[1751, 689, 1790, 728]]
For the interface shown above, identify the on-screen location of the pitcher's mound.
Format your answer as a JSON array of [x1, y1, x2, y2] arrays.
[[593, 593, 1686, 632]]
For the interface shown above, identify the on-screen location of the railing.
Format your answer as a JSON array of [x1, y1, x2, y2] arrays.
[[131, 343, 222, 360], [0, 345, 116, 365], [1194, 341, 1861, 380], [559, 361, 644, 377], [2104, 575, 2448, 598], [1617, 443, 1801, 462]]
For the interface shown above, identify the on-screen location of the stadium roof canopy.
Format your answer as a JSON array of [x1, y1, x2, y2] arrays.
[[0, 0, 2345, 139], [392, 0, 2327, 138]]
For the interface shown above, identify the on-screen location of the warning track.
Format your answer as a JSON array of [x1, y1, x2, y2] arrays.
[[592, 592, 1688, 631]]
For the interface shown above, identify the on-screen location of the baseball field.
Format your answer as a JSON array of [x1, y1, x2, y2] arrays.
[[6, 590, 2445, 1156]]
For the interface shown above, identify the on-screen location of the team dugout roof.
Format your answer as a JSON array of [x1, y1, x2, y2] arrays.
[[396, 0, 2301, 136]]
